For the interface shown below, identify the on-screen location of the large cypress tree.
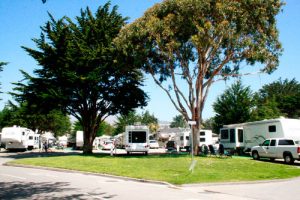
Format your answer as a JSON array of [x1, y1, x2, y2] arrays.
[[16, 3, 148, 154]]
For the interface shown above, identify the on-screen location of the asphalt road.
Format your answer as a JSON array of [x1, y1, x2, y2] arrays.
[[0, 150, 299, 200]]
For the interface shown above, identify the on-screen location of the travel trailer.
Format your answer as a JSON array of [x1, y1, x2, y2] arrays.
[[219, 124, 244, 151], [76, 131, 84, 149], [75, 131, 104, 150], [1, 126, 40, 150], [177, 129, 213, 151], [220, 118, 300, 152], [124, 125, 149, 155]]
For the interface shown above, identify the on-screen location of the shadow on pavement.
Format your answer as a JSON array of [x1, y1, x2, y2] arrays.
[[0, 181, 116, 199], [0, 150, 81, 160]]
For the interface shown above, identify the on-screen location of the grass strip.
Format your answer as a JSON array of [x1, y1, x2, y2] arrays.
[[10, 154, 300, 185]]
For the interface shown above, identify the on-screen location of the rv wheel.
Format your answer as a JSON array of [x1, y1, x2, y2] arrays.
[[252, 151, 260, 160]]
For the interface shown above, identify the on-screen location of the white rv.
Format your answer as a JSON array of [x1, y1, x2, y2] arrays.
[[178, 129, 190, 151], [75, 131, 103, 150], [1, 126, 40, 150], [178, 129, 213, 151], [76, 131, 84, 149], [220, 118, 300, 152], [124, 125, 149, 155], [243, 118, 300, 151], [199, 129, 213, 146], [219, 124, 244, 150]]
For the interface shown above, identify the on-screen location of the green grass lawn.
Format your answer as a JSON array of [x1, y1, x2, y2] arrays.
[[9, 154, 300, 185]]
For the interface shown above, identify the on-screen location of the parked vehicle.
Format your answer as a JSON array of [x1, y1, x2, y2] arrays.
[[1, 126, 39, 151], [220, 118, 300, 152], [251, 138, 300, 164], [199, 130, 213, 146], [166, 140, 177, 151], [219, 124, 244, 153], [149, 140, 159, 149], [75, 131, 101, 150], [124, 125, 149, 155], [76, 131, 84, 149], [177, 129, 213, 152], [101, 140, 113, 150]]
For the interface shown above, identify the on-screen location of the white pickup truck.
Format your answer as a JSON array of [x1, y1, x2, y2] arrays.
[[251, 138, 300, 164]]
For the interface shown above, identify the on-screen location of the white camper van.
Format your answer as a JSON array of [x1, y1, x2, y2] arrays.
[[220, 118, 300, 152], [178, 129, 190, 151], [124, 125, 149, 155], [1, 126, 39, 150], [75, 131, 103, 150], [178, 129, 214, 151], [76, 131, 84, 149], [199, 129, 213, 146], [219, 124, 244, 150]]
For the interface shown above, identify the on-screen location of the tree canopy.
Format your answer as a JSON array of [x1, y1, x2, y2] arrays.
[[253, 78, 300, 119], [115, 0, 283, 154], [0, 103, 71, 137], [213, 80, 254, 130], [15, 3, 148, 153], [113, 110, 158, 134], [170, 115, 187, 128]]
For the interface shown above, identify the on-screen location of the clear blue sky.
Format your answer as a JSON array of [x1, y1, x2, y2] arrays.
[[0, 0, 299, 122]]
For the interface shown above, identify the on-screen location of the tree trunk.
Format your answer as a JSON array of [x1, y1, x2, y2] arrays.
[[192, 126, 199, 155], [82, 125, 97, 154]]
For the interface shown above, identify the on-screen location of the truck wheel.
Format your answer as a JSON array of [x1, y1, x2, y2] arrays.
[[252, 151, 260, 160], [284, 154, 294, 164]]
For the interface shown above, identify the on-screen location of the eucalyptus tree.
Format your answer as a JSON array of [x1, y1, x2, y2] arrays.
[[115, 0, 283, 154], [16, 3, 147, 153]]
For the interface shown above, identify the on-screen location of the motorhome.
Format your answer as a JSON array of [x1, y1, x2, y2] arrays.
[[219, 124, 244, 151], [220, 118, 300, 152], [124, 125, 149, 155], [75, 131, 104, 150], [1, 126, 40, 150], [177, 129, 213, 151], [76, 131, 84, 149]]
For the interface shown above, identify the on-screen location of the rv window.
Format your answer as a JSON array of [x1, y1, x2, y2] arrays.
[[262, 140, 270, 146], [29, 136, 33, 140], [200, 138, 205, 142], [230, 129, 235, 143], [22, 132, 25, 136], [185, 136, 189, 140], [220, 130, 228, 139], [180, 136, 183, 140], [129, 131, 147, 143], [270, 140, 276, 146], [200, 131, 205, 136], [269, 125, 276, 132], [278, 139, 294, 145], [238, 129, 243, 143]]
